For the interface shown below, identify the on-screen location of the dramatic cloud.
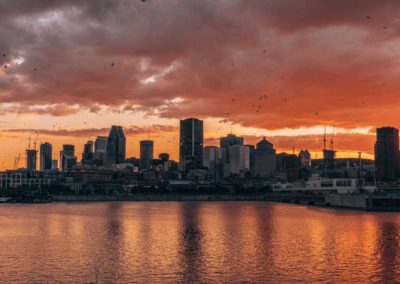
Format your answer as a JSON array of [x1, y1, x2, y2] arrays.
[[1, 0, 399, 169]]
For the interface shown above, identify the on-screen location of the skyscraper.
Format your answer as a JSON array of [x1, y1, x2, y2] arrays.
[[40, 142, 52, 171], [106, 126, 126, 166], [254, 137, 276, 178], [179, 118, 203, 171], [140, 140, 154, 170], [375, 127, 399, 180], [26, 149, 38, 171]]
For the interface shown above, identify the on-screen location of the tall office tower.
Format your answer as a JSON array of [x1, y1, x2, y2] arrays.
[[179, 118, 203, 171], [140, 140, 154, 170], [254, 137, 276, 178], [106, 126, 126, 167], [26, 149, 38, 171], [229, 145, 250, 174], [298, 149, 311, 167], [82, 140, 94, 165], [375, 127, 400, 180], [60, 144, 77, 171], [40, 142, 52, 171]]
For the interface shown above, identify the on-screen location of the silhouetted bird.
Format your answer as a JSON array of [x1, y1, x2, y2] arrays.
[[2, 54, 5, 57], [263, 50, 267, 53], [111, 63, 114, 67], [33, 68, 37, 71], [383, 26, 387, 29], [366, 16, 371, 19], [315, 112, 319, 116], [4, 65, 7, 69]]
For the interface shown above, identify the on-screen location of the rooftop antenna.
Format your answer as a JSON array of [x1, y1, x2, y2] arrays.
[[147, 127, 150, 139], [27, 134, 31, 150], [330, 125, 335, 151], [323, 126, 327, 150]]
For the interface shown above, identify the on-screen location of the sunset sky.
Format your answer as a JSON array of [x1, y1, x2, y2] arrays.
[[1, 0, 400, 169]]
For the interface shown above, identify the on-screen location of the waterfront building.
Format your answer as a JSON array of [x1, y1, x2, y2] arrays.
[[40, 142, 52, 171], [254, 137, 276, 178], [179, 118, 203, 171], [140, 140, 154, 170], [375, 127, 400, 180], [106, 126, 126, 167], [0, 169, 60, 190]]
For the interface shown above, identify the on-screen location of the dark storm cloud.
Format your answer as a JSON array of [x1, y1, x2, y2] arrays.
[[1, 0, 400, 130]]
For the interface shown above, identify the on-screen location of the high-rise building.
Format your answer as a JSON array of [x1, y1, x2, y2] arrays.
[[26, 149, 38, 171], [82, 141, 94, 165], [375, 127, 400, 180], [254, 137, 276, 178], [60, 144, 77, 171], [106, 126, 126, 166], [40, 142, 52, 171], [179, 118, 203, 171], [140, 140, 154, 170]]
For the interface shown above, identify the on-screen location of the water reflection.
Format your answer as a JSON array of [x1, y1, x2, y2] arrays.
[[375, 221, 400, 282], [178, 202, 204, 283], [1, 202, 400, 282]]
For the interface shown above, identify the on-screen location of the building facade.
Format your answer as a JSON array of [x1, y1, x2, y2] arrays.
[[179, 118, 203, 171]]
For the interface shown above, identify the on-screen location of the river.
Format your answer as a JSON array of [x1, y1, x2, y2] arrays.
[[0, 201, 399, 283]]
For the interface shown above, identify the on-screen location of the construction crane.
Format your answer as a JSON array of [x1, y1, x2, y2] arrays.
[[13, 153, 20, 169], [33, 132, 39, 150]]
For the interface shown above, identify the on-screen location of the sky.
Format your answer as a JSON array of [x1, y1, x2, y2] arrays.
[[1, 0, 400, 169]]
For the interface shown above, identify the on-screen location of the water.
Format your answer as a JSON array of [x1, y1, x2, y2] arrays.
[[0, 202, 399, 283]]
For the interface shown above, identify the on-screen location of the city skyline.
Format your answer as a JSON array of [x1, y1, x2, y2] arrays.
[[2, 0, 400, 168]]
